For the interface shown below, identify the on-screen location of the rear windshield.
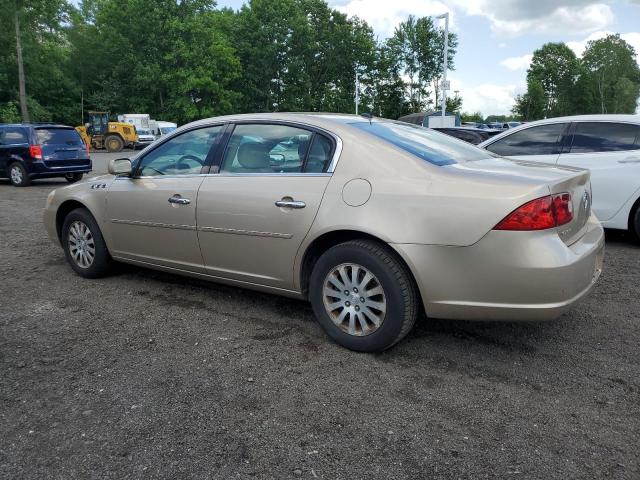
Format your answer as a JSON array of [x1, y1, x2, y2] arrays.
[[351, 121, 493, 165], [36, 128, 83, 145]]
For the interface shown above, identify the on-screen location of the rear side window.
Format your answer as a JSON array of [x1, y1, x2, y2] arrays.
[[486, 123, 567, 156], [36, 128, 83, 146], [352, 121, 492, 166], [0, 127, 28, 144], [221, 123, 333, 174], [570, 122, 640, 153]]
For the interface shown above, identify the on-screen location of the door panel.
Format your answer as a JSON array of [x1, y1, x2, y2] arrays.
[[106, 176, 205, 270], [557, 150, 640, 221], [196, 175, 330, 289], [557, 121, 640, 222], [104, 124, 224, 271]]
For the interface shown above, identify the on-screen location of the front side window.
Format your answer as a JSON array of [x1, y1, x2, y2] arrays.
[[570, 122, 640, 153], [135, 125, 223, 176], [220, 124, 333, 174], [486, 123, 567, 156], [352, 121, 492, 165]]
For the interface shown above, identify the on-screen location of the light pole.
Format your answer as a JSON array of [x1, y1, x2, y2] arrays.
[[436, 12, 449, 117], [355, 70, 360, 115]]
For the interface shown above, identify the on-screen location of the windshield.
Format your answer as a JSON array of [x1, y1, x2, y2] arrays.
[[138, 129, 151, 135], [160, 126, 177, 134], [351, 121, 494, 165], [36, 128, 83, 145]]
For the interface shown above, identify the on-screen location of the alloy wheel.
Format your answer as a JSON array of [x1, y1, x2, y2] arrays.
[[68, 220, 96, 268], [322, 263, 387, 336], [10, 165, 23, 184]]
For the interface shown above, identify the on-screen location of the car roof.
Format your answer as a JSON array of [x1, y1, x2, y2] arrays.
[[0, 123, 73, 129], [186, 112, 381, 133], [513, 114, 639, 125]]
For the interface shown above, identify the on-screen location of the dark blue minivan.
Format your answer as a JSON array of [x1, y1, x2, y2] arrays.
[[0, 123, 92, 186]]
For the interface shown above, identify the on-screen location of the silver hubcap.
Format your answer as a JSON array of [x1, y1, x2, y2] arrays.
[[322, 263, 386, 336], [68, 221, 96, 268], [10, 166, 23, 184]]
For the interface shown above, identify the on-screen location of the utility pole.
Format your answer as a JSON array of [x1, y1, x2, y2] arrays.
[[14, 2, 29, 122], [436, 12, 449, 118], [355, 70, 360, 115]]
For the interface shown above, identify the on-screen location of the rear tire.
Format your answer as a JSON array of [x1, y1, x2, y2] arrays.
[[65, 173, 84, 183], [61, 208, 113, 278], [632, 204, 640, 242], [105, 135, 124, 153], [8, 162, 30, 187], [309, 239, 419, 352]]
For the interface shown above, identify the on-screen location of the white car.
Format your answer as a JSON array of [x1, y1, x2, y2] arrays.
[[478, 115, 640, 239]]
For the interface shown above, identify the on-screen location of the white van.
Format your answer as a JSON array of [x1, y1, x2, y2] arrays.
[[151, 120, 177, 137]]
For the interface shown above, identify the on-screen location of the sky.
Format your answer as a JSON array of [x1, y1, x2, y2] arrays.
[[216, 0, 640, 116]]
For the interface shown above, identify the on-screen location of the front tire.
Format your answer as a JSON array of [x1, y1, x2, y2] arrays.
[[9, 162, 30, 187], [105, 135, 124, 153], [61, 208, 113, 278], [309, 240, 419, 352], [65, 173, 83, 183]]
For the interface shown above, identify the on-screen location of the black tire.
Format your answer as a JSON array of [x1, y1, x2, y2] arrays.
[[632, 204, 640, 242], [65, 173, 84, 183], [309, 239, 419, 352], [8, 162, 30, 187], [105, 135, 124, 153], [61, 208, 113, 278]]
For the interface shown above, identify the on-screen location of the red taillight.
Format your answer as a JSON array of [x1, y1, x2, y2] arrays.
[[29, 145, 43, 159], [494, 193, 573, 231], [85, 142, 90, 156]]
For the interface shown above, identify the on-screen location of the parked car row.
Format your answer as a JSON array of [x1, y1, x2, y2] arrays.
[[42, 113, 605, 353]]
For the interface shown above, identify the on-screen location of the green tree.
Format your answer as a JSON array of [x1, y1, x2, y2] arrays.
[[460, 111, 483, 123], [387, 15, 457, 111], [445, 93, 462, 113], [581, 34, 640, 114], [527, 42, 580, 117], [513, 78, 546, 120]]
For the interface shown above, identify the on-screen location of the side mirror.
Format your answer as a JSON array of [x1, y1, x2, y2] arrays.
[[108, 158, 132, 175]]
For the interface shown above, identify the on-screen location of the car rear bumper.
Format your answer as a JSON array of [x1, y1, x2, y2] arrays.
[[27, 159, 92, 177], [392, 214, 605, 321]]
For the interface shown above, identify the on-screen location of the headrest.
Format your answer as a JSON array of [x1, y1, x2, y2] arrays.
[[237, 143, 271, 169]]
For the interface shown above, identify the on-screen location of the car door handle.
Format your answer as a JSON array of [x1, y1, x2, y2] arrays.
[[275, 199, 306, 209], [168, 195, 190, 205]]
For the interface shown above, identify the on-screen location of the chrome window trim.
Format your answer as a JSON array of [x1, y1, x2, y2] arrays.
[[122, 118, 344, 178], [115, 172, 332, 180]]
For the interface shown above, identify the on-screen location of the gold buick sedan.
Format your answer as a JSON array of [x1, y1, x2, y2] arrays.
[[44, 113, 604, 352]]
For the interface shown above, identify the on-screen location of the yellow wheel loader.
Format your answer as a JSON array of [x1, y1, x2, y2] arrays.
[[76, 111, 138, 153]]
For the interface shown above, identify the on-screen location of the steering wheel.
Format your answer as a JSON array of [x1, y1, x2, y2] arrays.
[[175, 154, 204, 171]]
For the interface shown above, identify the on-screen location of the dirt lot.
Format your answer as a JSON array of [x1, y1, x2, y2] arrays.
[[1, 156, 639, 479]]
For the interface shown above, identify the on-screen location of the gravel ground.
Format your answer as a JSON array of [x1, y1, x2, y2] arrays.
[[1, 155, 639, 479]]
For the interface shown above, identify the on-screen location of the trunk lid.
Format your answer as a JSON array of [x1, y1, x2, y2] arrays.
[[446, 157, 592, 245], [35, 127, 88, 163]]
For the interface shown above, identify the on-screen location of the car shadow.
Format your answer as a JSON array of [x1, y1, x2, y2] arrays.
[[0, 178, 69, 187]]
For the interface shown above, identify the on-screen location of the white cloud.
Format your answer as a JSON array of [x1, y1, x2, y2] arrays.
[[333, 0, 451, 39], [449, 77, 525, 115], [451, 1, 614, 36], [567, 31, 640, 62], [500, 54, 533, 71]]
